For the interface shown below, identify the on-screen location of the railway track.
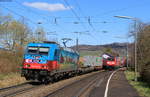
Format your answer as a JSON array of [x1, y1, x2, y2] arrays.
[[0, 82, 43, 97], [44, 70, 111, 97], [0, 82, 28, 92], [73, 75, 101, 97], [0, 70, 110, 97]]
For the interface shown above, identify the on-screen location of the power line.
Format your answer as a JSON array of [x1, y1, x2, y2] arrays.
[[73, 0, 96, 31], [70, 0, 97, 31], [63, 21, 114, 24], [88, 16, 97, 31], [14, 1, 70, 35], [15, 1, 55, 18], [62, 0, 87, 29], [61, 0, 102, 43], [95, 3, 147, 18], [73, 0, 86, 17], [14, 1, 115, 25], [1, 1, 106, 45], [71, 0, 101, 39], [62, 0, 81, 21], [73, 0, 97, 31], [1, 5, 38, 26], [70, 4, 101, 42], [0, 4, 69, 41], [14, 1, 54, 23]]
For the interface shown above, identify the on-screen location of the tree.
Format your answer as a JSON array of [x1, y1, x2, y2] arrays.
[[0, 13, 31, 50], [0, 14, 13, 49], [34, 26, 46, 42], [132, 23, 150, 83]]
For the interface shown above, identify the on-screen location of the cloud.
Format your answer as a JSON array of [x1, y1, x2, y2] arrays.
[[23, 2, 72, 12]]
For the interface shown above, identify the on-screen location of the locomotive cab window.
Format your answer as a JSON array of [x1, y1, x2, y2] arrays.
[[107, 57, 115, 61], [54, 49, 60, 56], [27, 46, 49, 55], [28, 47, 38, 54], [39, 47, 49, 55]]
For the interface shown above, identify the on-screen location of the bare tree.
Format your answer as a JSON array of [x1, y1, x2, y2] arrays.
[[35, 26, 46, 42], [0, 13, 32, 50]]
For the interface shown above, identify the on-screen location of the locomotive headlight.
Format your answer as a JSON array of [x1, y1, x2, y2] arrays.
[[25, 64, 30, 67], [41, 65, 48, 69], [25, 59, 32, 63], [107, 62, 110, 64], [112, 62, 115, 64]]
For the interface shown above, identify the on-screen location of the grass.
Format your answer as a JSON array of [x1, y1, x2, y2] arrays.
[[0, 72, 26, 88], [125, 71, 150, 97]]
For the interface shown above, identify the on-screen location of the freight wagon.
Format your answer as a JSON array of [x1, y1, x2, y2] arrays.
[[82, 56, 103, 70]]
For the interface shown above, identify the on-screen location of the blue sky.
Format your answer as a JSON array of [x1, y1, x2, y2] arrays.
[[0, 0, 150, 46]]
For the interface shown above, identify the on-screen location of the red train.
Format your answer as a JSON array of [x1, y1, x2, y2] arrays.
[[103, 57, 119, 69], [102, 53, 126, 70]]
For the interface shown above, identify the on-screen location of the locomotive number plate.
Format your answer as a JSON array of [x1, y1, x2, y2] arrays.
[[33, 60, 39, 62]]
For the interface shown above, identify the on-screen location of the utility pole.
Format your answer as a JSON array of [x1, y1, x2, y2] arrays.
[[113, 36, 129, 68], [37, 22, 42, 42], [73, 32, 81, 52], [73, 31, 90, 52], [134, 19, 138, 81], [114, 15, 138, 81], [126, 42, 129, 68], [76, 38, 79, 51]]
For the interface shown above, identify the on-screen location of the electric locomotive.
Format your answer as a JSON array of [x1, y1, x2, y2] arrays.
[[21, 41, 79, 83], [102, 53, 121, 70]]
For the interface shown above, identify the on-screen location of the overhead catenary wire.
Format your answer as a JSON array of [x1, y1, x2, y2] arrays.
[[0, 5, 38, 26], [63, 21, 114, 24], [71, 0, 97, 31], [61, 0, 101, 44], [57, 0, 99, 44], [0, 4, 69, 45], [74, 0, 86, 17], [14, 1, 61, 27], [61, 0, 87, 29], [1, 1, 111, 45], [14, 1, 71, 35], [88, 16, 97, 31], [14, 1, 50, 22], [94, 2, 147, 18], [69, 0, 104, 44], [14, 1, 116, 26], [1, 5, 96, 45]]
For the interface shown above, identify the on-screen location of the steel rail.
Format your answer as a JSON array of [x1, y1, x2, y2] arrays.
[[0, 82, 44, 97], [0, 82, 29, 92], [44, 70, 107, 97]]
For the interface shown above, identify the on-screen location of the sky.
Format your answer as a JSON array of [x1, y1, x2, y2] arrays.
[[0, 0, 150, 46]]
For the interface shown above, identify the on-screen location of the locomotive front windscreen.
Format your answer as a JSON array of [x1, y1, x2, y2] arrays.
[[28, 47, 49, 55], [28, 47, 38, 54], [107, 57, 115, 61], [39, 47, 49, 55]]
